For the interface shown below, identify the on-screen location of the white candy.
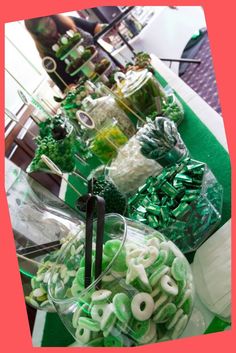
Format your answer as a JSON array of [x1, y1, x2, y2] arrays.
[[160, 275, 178, 296], [131, 293, 154, 321], [91, 289, 112, 303], [109, 136, 162, 194]]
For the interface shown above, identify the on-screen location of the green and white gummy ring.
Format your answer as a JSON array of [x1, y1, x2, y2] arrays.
[[103, 314, 117, 337], [75, 324, 91, 344], [72, 303, 89, 328], [166, 308, 184, 330], [25, 296, 39, 308], [76, 267, 85, 287], [91, 289, 112, 304], [87, 336, 104, 347], [171, 257, 188, 281], [160, 275, 178, 296], [151, 286, 161, 300], [113, 293, 131, 323], [137, 322, 157, 344], [153, 302, 177, 323], [104, 335, 123, 347], [91, 304, 106, 322], [139, 246, 159, 268], [131, 292, 154, 321], [146, 237, 161, 249], [177, 289, 192, 308], [104, 239, 122, 258], [78, 317, 100, 332], [153, 293, 169, 314], [130, 319, 150, 341], [149, 265, 170, 287], [100, 303, 116, 331], [171, 314, 188, 339]]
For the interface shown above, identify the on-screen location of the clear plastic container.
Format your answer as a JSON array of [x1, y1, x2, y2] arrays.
[[128, 159, 223, 253], [82, 95, 136, 138], [48, 214, 194, 346]]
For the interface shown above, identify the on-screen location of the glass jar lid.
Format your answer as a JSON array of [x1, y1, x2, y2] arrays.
[[115, 69, 152, 98]]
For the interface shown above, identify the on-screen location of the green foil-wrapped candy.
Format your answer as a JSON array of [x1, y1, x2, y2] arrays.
[[128, 158, 223, 253]]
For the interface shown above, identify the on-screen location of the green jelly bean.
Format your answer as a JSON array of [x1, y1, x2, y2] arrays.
[[153, 303, 177, 323], [104, 335, 123, 347], [171, 257, 188, 281], [113, 293, 131, 323]]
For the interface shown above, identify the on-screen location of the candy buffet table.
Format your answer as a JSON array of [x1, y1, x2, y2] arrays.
[[31, 54, 231, 346]]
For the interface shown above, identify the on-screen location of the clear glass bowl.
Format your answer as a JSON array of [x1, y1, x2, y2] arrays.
[[48, 214, 194, 346]]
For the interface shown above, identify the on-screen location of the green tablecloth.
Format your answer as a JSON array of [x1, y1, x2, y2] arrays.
[[39, 70, 231, 346]]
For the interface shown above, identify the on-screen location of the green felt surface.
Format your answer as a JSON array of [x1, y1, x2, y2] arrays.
[[40, 70, 231, 346], [41, 313, 74, 347]]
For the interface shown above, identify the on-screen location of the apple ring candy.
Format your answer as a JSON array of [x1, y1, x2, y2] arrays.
[[48, 215, 194, 347], [131, 293, 154, 321], [113, 293, 131, 323], [160, 275, 178, 296]]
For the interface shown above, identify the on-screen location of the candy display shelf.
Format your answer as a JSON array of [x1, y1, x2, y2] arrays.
[[60, 38, 84, 61], [69, 48, 98, 77]]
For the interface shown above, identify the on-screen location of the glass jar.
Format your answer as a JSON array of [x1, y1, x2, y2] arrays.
[[136, 116, 189, 168], [108, 135, 162, 195], [28, 119, 76, 174], [82, 95, 136, 138], [89, 118, 128, 164], [48, 214, 194, 346], [159, 86, 184, 125], [115, 69, 164, 118]]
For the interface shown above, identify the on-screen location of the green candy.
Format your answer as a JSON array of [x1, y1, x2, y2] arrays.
[[76, 267, 85, 287], [92, 289, 112, 304], [91, 304, 107, 323], [112, 249, 127, 272], [153, 303, 177, 323], [72, 303, 90, 328], [113, 293, 131, 323], [171, 257, 188, 281], [104, 240, 122, 259], [87, 336, 104, 347], [149, 265, 170, 287], [100, 303, 116, 331], [78, 317, 100, 332], [129, 319, 150, 341], [75, 325, 91, 344], [104, 335, 123, 347]]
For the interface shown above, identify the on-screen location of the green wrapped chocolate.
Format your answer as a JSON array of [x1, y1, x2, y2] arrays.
[[128, 158, 223, 253]]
